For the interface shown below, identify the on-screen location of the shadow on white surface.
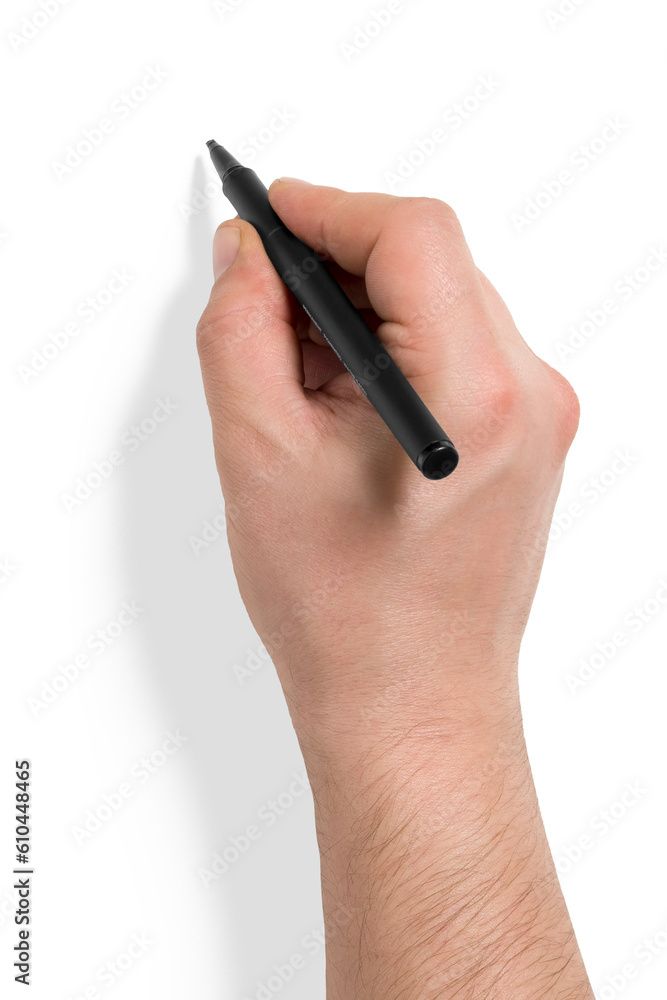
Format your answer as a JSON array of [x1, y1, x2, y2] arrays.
[[117, 159, 322, 996]]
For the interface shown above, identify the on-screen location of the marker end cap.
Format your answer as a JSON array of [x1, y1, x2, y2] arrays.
[[417, 441, 459, 480]]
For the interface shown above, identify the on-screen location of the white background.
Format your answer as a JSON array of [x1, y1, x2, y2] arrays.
[[1, 1, 666, 998]]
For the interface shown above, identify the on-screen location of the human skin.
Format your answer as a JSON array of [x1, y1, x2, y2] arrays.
[[196, 180, 594, 999]]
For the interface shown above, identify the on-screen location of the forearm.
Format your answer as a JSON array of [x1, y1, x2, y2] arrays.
[[296, 665, 594, 1000]]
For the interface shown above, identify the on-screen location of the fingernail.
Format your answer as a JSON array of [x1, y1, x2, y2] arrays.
[[275, 176, 312, 187], [213, 226, 240, 280]]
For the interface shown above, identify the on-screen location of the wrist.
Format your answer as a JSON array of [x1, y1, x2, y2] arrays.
[[302, 687, 529, 843], [281, 640, 524, 788]]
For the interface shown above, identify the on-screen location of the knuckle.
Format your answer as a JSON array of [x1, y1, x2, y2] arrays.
[[319, 189, 351, 257], [401, 196, 461, 232], [459, 364, 527, 455], [544, 364, 581, 447], [480, 367, 525, 426], [470, 361, 580, 463]]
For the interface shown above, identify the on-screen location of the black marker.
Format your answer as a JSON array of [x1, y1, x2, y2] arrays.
[[206, 140, 458, 480]]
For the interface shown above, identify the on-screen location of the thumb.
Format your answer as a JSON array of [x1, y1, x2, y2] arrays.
[[196, 220, 307, 455]]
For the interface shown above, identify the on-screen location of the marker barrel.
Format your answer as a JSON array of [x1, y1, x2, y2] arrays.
[[222, 165, 458, 480]]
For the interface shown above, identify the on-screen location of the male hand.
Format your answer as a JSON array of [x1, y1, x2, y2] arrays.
[[197, 182, 592, 999]]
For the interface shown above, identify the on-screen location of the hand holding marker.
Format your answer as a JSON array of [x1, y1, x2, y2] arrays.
[[206, 141, 459, 480]]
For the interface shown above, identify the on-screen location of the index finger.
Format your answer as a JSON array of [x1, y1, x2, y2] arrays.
[[268, 180, 499, 393]]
